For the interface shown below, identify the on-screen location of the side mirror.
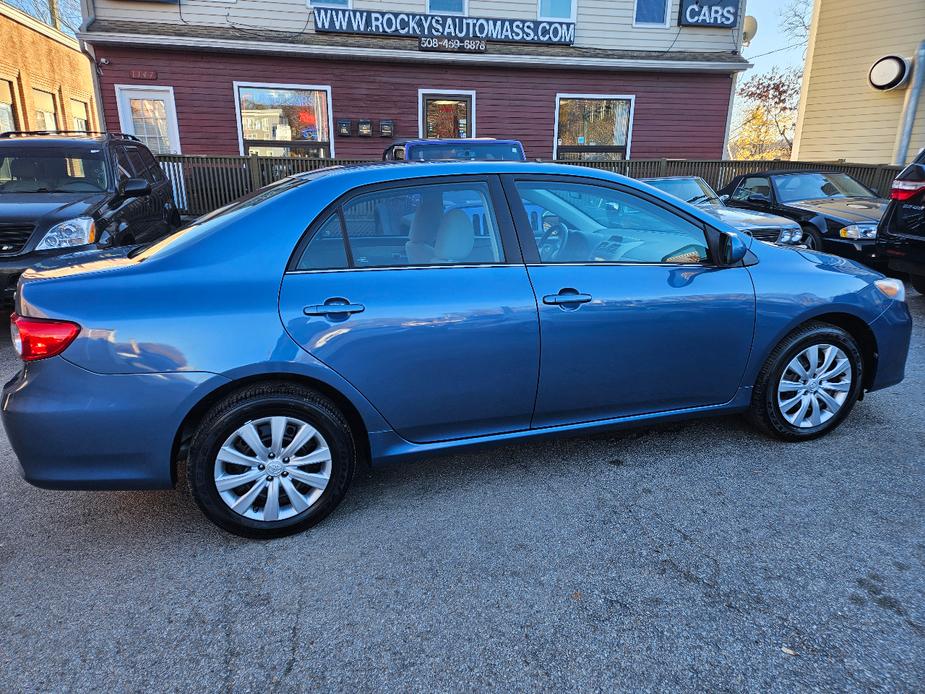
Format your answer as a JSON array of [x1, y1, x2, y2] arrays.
[[747, 193, 770, 205], [119, 177, 151, 199], [718, 194, 730, 203], [720, 231, 748, 265]]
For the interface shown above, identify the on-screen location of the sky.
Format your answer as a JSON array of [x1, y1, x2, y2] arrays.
[[732, 0, 809, 123]]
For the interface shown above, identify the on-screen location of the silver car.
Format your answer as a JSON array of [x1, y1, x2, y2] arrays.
[[642, 176, 803, 245]]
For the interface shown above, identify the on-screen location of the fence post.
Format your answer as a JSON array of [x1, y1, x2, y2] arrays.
[[247, 154, 261, 192], [658, 158, 668, 177]]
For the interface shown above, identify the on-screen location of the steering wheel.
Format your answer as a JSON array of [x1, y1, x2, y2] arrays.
[[538, 222, 570, 261]]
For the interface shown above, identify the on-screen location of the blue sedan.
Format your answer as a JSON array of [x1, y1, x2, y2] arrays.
[[2, 163, 912, 538]]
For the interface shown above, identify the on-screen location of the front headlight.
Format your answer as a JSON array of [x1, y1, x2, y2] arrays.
[[874, 278, 906, 302], [839, 223, 878, 240], [777, 226, 803, 244], [35, 217, 97, 250]]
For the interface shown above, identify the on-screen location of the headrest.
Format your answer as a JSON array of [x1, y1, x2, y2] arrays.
[[408, 191, 445, 243], [434, 209, 474, 261]]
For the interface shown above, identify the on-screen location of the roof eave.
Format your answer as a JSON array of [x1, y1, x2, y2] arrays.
[[79, 31, 752, 73]]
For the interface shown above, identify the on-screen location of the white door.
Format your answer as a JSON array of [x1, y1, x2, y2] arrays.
[[115, 86, 181, 154]]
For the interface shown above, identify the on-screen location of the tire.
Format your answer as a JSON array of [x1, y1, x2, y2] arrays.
[[910, 275, 925, 295], [801, 226, 824, 251], [747, 321, 864, 441], [187, 382, 356, 539]]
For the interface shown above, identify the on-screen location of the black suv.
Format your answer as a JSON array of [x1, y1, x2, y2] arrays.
[[0, 131, 179, 303], [877, 148, 925, 295]]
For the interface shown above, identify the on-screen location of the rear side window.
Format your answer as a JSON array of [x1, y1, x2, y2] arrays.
[[295, 181, 505, 270], [296, 213, 348, 270], [134, 146, 166, 183]]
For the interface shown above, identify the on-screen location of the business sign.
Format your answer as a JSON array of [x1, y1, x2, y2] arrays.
[[313, 8, 576, 46], [678, 0, 739, 28]]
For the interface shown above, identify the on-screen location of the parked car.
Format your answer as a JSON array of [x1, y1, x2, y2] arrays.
[[383, 138, 526, 161], [0, 130, 179, 303], [718, 170, 887, 265], [3, 162, 911, 538], [877, 148, 925, 294], [641, 176, 803, 245]]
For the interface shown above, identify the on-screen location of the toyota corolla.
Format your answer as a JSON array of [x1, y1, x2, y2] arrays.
[[1, 163, 912, 538]]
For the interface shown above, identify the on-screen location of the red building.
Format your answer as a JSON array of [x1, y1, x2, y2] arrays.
[[80, 1, 750, 161]]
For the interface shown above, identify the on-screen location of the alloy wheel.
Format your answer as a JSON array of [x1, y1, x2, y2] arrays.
[[776, 344, 852, 428], [213, 416, 332, 522]]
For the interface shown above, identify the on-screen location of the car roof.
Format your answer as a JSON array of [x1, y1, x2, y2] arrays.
[[392, 138, 523, 147], [0, 131, 141, 147], [639, 176, 704, 181], [735, 169, 849, 178]]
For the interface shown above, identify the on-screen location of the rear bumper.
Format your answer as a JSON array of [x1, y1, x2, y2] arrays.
[[867, 299, 913, 392], [1, 356, 218, 490], [877, 236, 925, 278]]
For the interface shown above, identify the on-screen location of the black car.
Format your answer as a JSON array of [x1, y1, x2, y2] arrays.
[[0, 130, 179, 303], [877, 148, 925, 295], [719, 170, 887, 266]]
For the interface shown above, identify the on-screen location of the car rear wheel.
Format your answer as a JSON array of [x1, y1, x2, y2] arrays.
[[748, 322, 864, 441], [187, 382, 356, 538]]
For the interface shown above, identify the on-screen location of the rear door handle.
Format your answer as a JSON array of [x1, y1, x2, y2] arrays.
[[304, 299, 366, 316], [543, 291, 592, 306]]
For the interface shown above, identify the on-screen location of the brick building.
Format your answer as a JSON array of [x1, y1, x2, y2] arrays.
[[79, 0, 751, 160], [0, 1, 98, 134]]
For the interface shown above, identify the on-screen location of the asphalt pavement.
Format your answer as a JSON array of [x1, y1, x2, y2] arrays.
[[0, 289, 923, 692]]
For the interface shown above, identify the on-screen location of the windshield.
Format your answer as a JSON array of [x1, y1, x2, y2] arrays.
[[645, 178, 721, 206], [774, 172, 872, 203], [407, 142, 525, 161], [0, 145, 110, 193]]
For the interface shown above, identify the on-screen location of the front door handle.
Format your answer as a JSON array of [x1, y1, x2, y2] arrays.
[[304, 299, 366, 317], [543, 290, 592, 306]]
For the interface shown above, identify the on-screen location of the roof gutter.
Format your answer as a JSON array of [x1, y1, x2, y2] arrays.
[[78, 0, 107, 132], [78, 31, 752, 73]]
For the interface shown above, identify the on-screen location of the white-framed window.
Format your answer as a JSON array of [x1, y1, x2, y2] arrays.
[[0, 80, 16, 134], [234, 82, 335, 158], [537, 0, 575, 22], [418, 89, 476, 139], [70, 99, 89, 131], [428, 0, 467, 14], [115, 85, 182, 154], [308, 0, 350, 7], [633, 0, 671, 27], [553, 93, 635, 161], [33, 89, 57, 131]]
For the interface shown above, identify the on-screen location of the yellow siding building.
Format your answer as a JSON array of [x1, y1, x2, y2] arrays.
[[0, 2, 98, 135], [792, 0, 925, 166]]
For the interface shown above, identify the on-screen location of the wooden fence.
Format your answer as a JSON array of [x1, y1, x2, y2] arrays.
[[158, 154, 902, 217]]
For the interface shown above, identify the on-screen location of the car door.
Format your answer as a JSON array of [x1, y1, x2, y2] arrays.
[[502, 174, 756, 428], [110, 145, 157, 243], [279, 175, 540, 443], [132, 144, 177, 236]]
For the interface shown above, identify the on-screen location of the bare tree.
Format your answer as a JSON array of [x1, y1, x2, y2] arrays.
[[4, 0, 83, 34], [779, 0, 812, 47]]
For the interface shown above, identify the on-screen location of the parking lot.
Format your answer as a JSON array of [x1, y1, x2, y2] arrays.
[[0, 290, 921, 692]]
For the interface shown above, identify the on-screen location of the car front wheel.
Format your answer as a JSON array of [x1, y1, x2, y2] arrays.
[[748, 322, 864, 441], [187, 382, 356, 538]]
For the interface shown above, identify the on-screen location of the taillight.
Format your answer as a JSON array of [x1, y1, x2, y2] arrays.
[[890, 180, 925, 201], [10, 313, 80, 361]]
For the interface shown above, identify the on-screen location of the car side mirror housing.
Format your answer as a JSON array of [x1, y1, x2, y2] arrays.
[[119, 177, 151, 199], [718, 194, 730, 203], [747, 193, 770, 205], [720, 231, 748, 265]]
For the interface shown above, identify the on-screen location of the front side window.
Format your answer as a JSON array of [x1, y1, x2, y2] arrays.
[[732, 177, 772, 202], [773, 173, 873, 203], [238, 85, 332, 158], [428, 0, 466, 14], [0, 81, 17, 134], [33, 89, 57, 131], [556, 96, 633, 161], [634, 0, 670, 26], [538, 0, 574, 21], [296, 181, 504, 270], [71, 99, 89, 131], [514, 180, 709, 264]]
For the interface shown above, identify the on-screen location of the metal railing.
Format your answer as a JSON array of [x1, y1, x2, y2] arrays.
[[157, 153, 902, 217]]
